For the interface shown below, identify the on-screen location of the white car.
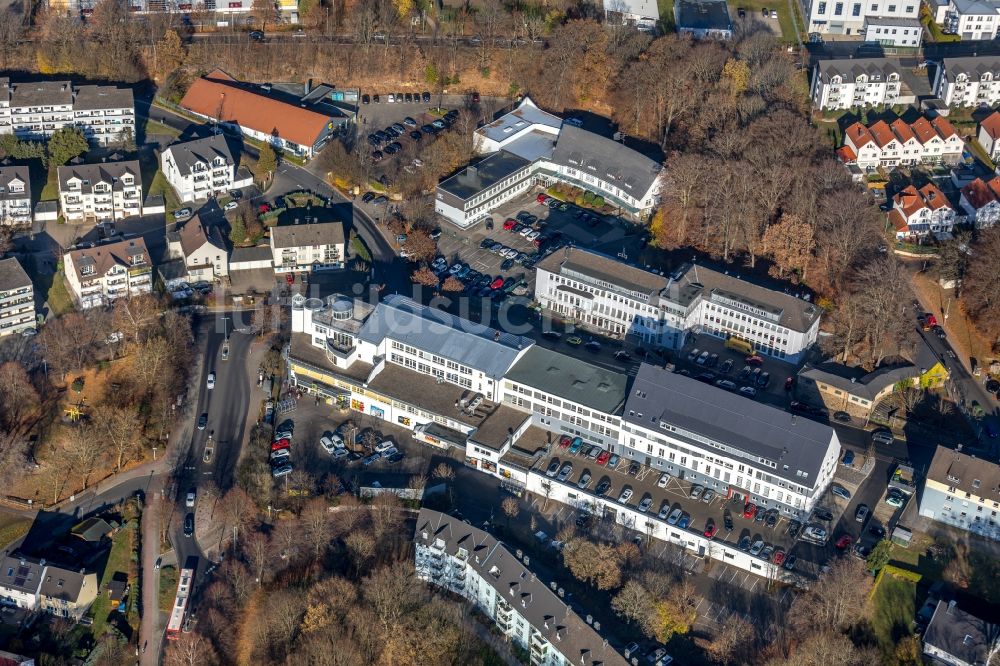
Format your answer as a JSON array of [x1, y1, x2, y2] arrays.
[[185, 490, 196, 508], [657, 473, 669, 488], [206, 372, 216, 390], [374, 440, 394, 453], [224, 201, 239, 211]]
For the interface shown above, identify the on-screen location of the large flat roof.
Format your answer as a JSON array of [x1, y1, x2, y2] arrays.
[[505, 346, 629, 415], [625, 364, 838, 485]]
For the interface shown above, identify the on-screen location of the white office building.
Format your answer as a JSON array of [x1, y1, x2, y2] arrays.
[[0, 79, 134, 146], [535, 248, 821, 363], [801, 0, 919, 35], [934, 56, 1000, 107]]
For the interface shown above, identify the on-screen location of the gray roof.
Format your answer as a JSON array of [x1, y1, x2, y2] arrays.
[[940, 56, 1000, 79], [923, 600, 999, 665], [163, 134, 236, 177], [926, 448, 1000, 503], [0, 554, 43, 595], [10, 81, 72, 108], [359, 295, 534, 380], [438, 151, 532, 202], [230, 245, 273, 263], [73, 84, 134, 111], [270, 220, 344, 248], [0, 257, 31, 293], [477, 96, 562, 144], [815, 58, 901, 84], [675, 0, 733, 32], [38, 565, 87, 604], [505, 346, 629, 414], [550, 124, 662, 198], [57, 160, 141, 194], [0, 166, 30, 202], [415, 509, 629, 666], [625, 364, 839, 485]]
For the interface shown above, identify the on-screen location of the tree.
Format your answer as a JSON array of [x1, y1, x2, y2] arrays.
[[411, 266, 439, 288], [47, 127, 89, 167], [257, 142, 278, 180], [763, 213, 815, 280], [501, 496, 519, 528], [866, 539, 891, 573]]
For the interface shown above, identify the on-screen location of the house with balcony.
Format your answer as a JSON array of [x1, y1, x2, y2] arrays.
[[63, 237, 152, 309], [0, 258, 35, 338], [934, 56, 1000, 107], [269, 216, 345, 273], [888, 183, 956, 239], [414, 508, 630, 666], [160, 133, 253, 203], [0, 166, 31, 226], [959, 175, 1000, 227], [57, 160, 143, 224], [811, 59, 909, 110], [165, 216, 229, 283]]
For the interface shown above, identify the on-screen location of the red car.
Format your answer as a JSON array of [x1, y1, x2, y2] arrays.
[[271, 438, 290, 452], [536, 193, 548, 204], [559, 435, 572, 448], [503, 218, 517, 231], [703, 521, 717, 539], [743, 503, 757, 520], [596, 450, 611, 465], [772, 549, 785, 565], [745, 355, 764, 366], [835, 534, 853, 550]]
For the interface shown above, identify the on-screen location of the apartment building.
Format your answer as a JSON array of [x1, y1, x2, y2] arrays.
[[888, 183, 957, 239], [811, 59, 908, 110], [800, 0, 919, 36], [165, 217, 229, 283], [933, 0, 1000, 40], [0, 79, 134, 146], [959, 175, 1000, 227], [0, 258, 35, 338], [934, 56, 1000, 107], [923, 600, 999, 666], [918, 447, 1000, 542], [841, 115, 963, 170], [535, 248, 821, 362], [861, 16, 923, 46], [57, 160, 143, 224], [160, 134, 252, 202], [976, 110, 1000, 160], [63, 237, 152, 309], [0, 166, 31, 225], [437, 97, 662, 227], [414, 509, 630, 666], [270, 218, 345, 273]]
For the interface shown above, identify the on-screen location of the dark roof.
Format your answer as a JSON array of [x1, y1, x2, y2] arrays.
[[0, 166, 30, 202], [270, 219, 344, 249], [625, 364, 839, 485], [0, 257, 31, 293], [923, 600, 998, 665], [415, 509, 629, 666], [437, 151, 532, 201], [73, 85, 134, 111], [550, 124, 662, 198], [675, 0, 733, 32], [57, 160, 141, 194], [926, 448, 1000, 502], [505, 346, 629, 415], [163, 134, 236, 176]]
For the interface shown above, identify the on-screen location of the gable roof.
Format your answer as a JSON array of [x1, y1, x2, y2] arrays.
[[924, 599, 999, 665], [550, 124, 662, 198], [163, 134, 236, 177], [66, 237, 149, 282], [504, 346, 629, 414], [270, 219, 345, 249], [980, 110, 1000, 140], [180, 69, 333, 149]]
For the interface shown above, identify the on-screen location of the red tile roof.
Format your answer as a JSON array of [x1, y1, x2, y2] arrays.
[[180, 69, 332, 149], [980, 111, 1000, 141]]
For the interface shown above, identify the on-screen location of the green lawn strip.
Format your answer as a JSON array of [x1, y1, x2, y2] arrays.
[[87, 525, 135, 639], [870, 571, 918, 658]]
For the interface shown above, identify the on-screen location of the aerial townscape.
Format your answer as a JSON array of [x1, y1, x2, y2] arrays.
[[1, 0, 1000, 665]]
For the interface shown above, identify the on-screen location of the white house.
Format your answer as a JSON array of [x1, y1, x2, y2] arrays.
[[0, 258, 34, 337], [801, 0, 919, 36], [841, 115, 963, 170], [811, 59, 909, 110], [0, 79, 135, 146], [959, 175, 1000, 227], [414, 509, 631, 666], [936, 0, 1000, 39], [889, 183, 956, 239], [976, 110, 1000, 160], [63, 237, 152, 309], [269, 218, 345, 273], [57, 160, 143, 224], [165, 216, 229, 283], [160, 134, 253, 203], [0, 166, 31, 225], [934, 56, 1000, 107]]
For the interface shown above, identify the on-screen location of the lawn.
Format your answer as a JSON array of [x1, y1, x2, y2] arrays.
[[870, 572, 918, 658], [158, 565, 179, 613], [87, 522, 136, 639]]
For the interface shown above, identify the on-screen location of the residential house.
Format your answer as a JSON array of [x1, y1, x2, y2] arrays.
[[0, 166, 31, 225], [935, 0, 1000, 40], [889, 183, 956, 239], [534, 248, 822, 362], [414, 509, 630, 666], [959, 175, 1000, 227], [179, 70, 349, 158], [861, 17, 923, 46], [269, 218, 344, 273], [801, 0, 920, 36], [165, 217, 229, 283], [0, 258, 35, 337], [0, 553, 44, 610], [160, 134, 253, 202], [923, 599, 1000, 666], [934, 56, 1000, 107], [976, 110, 1000, 160], [675, 0, 734, 39], [63, 237, 152, 309], [57, 160, 143, 224], [918, 447, 1000, 542], [0, 79, 134, 146], [797, 337, 948, 418], [841, 115, 962, 170], [37, 565, 97, 620], [603, 0, 659, 29], [811, 59, 908, 110]]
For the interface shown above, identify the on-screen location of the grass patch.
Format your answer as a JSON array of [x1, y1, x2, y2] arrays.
[[870, 572, 917, 658], [158, 565, 179, 613], [47, 270, 75, 316], [0, 517, 31, 550], [87, 522, 136, 639]]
